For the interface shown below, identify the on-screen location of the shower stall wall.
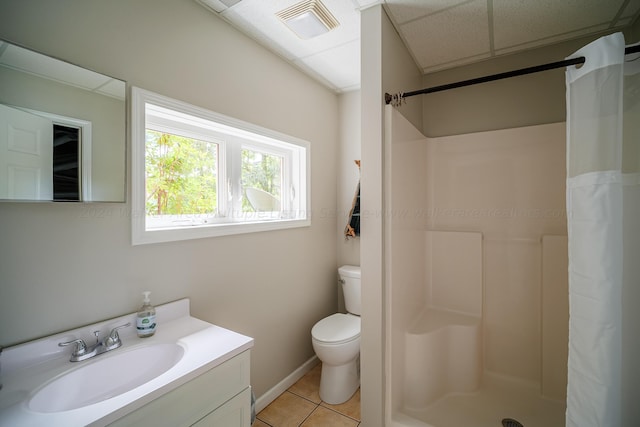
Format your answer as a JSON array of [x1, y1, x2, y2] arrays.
[[385, 106, 569, 427]]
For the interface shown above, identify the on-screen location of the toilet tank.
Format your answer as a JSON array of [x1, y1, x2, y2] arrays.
[[339, 265, 361, 316]]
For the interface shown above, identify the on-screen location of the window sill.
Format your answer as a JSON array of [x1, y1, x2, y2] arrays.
[[132, 217, 311, 245]]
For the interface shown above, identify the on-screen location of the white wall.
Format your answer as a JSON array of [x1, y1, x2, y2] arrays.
[[426, 123, 568, 394], [0, 0, 339, 399], [360, 4, 423, 426]]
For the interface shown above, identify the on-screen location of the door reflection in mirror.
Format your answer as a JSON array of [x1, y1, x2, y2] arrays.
[[0, 104, 89, 201], [0, 39, 125, 202]]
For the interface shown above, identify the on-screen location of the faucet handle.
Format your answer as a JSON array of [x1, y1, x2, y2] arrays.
[[103, 322, 131, 351], [58, 338, 88, 357]]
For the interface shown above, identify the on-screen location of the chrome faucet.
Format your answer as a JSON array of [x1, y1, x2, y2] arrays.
[[102, 323, 131, 351], [58, 323, 131, 362]]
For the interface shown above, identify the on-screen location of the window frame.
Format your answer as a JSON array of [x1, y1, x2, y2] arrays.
[[131, 87, 310, 245]]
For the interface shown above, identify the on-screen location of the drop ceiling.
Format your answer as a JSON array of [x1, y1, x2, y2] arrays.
[[196, 0, 640, 93]]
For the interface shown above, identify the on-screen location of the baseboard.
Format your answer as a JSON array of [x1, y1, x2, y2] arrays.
[[255, 355, 319, 414]]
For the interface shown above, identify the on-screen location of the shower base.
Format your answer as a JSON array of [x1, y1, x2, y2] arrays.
[[397, 374, 565, 427]]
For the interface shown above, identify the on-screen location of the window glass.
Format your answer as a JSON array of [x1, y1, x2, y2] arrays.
[[131, 87, 310, 245], [144, 130, 219, 228], [242, 148, 283, 213]]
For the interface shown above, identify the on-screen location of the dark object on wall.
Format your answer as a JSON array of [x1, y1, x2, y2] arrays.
[[502, 418, 524, 427], [53, 124, 80, 201], [345, 160, 360, 238]]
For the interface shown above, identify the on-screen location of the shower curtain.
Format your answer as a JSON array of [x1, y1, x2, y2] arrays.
[[565, 33, 639, 427]]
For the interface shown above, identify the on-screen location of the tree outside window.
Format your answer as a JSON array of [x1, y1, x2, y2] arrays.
[[145, 130, 218, 216]]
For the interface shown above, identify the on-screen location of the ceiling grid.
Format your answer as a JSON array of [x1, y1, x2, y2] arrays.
[[196, 0, 640, 92]]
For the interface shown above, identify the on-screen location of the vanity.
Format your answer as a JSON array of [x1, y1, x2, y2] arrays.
[[0, 299, 254, 427]]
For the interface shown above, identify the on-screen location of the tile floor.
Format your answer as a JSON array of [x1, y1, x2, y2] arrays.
[[254, 363, 361, 427]]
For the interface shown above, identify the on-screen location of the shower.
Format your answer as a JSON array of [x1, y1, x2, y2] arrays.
[[384, 106, 567, 427], [382, 33, 640, 427]]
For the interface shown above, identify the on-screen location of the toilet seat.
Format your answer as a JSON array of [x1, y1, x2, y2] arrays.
[[312, 313, 360, 345]]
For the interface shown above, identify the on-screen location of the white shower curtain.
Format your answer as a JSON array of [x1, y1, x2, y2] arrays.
[[565, 32, 640, 427]]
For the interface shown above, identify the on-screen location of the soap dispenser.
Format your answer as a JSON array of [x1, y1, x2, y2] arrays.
[[136, 291, 156, 338]]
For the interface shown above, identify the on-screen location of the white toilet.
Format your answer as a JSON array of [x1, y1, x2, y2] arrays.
[[311, 265, 361, 404]]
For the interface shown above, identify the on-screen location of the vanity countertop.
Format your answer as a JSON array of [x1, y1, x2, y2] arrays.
[[0, 298, 253, 427]]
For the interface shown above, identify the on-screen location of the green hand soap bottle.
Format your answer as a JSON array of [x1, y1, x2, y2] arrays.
[[136, 291, 156, 338]]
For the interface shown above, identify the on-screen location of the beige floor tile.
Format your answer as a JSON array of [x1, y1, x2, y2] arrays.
[[251, 419, 271, 427], [288, 363, 322, 404], [321, 388, 360, 420], [300, 406, 359, 427], [257, 391, 316, 427]]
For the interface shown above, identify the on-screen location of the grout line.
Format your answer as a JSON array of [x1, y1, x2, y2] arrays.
[[297, 405, 319, 426], [254, 416, 274, 426], [286, 390, 321, 405], [256, 365, 360, 425], [319, 403, 361, 422]]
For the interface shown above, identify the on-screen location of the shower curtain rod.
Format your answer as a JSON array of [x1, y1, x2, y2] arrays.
[[385, 44, 640, 105]]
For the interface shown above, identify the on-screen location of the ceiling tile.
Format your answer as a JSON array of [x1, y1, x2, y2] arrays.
[[615, 0, 640, 25], [296, 39, 360, 91], [620, 0, 640, 19], [401, 0, 490, 70], [196, 0, 640, 92], [221, 0, 359, 60], [494, 23, 611, 56], [354, 0, 383, 9], [385, 0, 470, 25], [493, 0, 627, 50]]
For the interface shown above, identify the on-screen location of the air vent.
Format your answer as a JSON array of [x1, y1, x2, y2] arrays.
[[276, 0, 339, 39]]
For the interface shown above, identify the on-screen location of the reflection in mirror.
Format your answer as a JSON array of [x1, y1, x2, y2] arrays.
[[0, 40, 126, 202]]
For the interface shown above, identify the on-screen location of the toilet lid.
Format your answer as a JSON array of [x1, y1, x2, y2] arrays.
[[312, 313, 360, 344]]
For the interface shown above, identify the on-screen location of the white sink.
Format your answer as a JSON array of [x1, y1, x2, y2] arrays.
[[0, 299, 254, 427], [28, 343, 184, 413]]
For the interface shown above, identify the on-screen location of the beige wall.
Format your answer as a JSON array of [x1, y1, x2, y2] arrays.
[[632, 15, 640, 41], [0, 0, 339, 399], [360, 4, 423, 426], [337, 90, 361, 269], [360, 7, 385, 425]]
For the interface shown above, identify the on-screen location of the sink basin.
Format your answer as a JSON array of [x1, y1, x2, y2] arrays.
[[28, 343, 184, 413]]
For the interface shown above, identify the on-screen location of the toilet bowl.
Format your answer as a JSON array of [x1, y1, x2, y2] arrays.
[[311, 265, 361, 404]]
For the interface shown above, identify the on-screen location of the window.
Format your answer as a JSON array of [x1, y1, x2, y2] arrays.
[[131, 87, 310, 245]]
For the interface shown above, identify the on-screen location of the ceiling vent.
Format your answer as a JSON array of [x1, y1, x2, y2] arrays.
[[276, 0, 339, 40]]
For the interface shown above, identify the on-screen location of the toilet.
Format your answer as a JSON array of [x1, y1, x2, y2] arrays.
[[311, 265, 361, 404]]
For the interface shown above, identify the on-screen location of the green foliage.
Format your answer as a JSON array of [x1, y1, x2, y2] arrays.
[[145, 130, 217, 216], [145, 131, 284, 216], [241, 149, 282, 212]]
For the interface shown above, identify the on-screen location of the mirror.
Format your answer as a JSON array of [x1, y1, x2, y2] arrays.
[[0, 40, 125, 202]]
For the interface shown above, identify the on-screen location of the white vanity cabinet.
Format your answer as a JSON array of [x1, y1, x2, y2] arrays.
[[0, 299, 254, 427], [108, 350, 251, 427]]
